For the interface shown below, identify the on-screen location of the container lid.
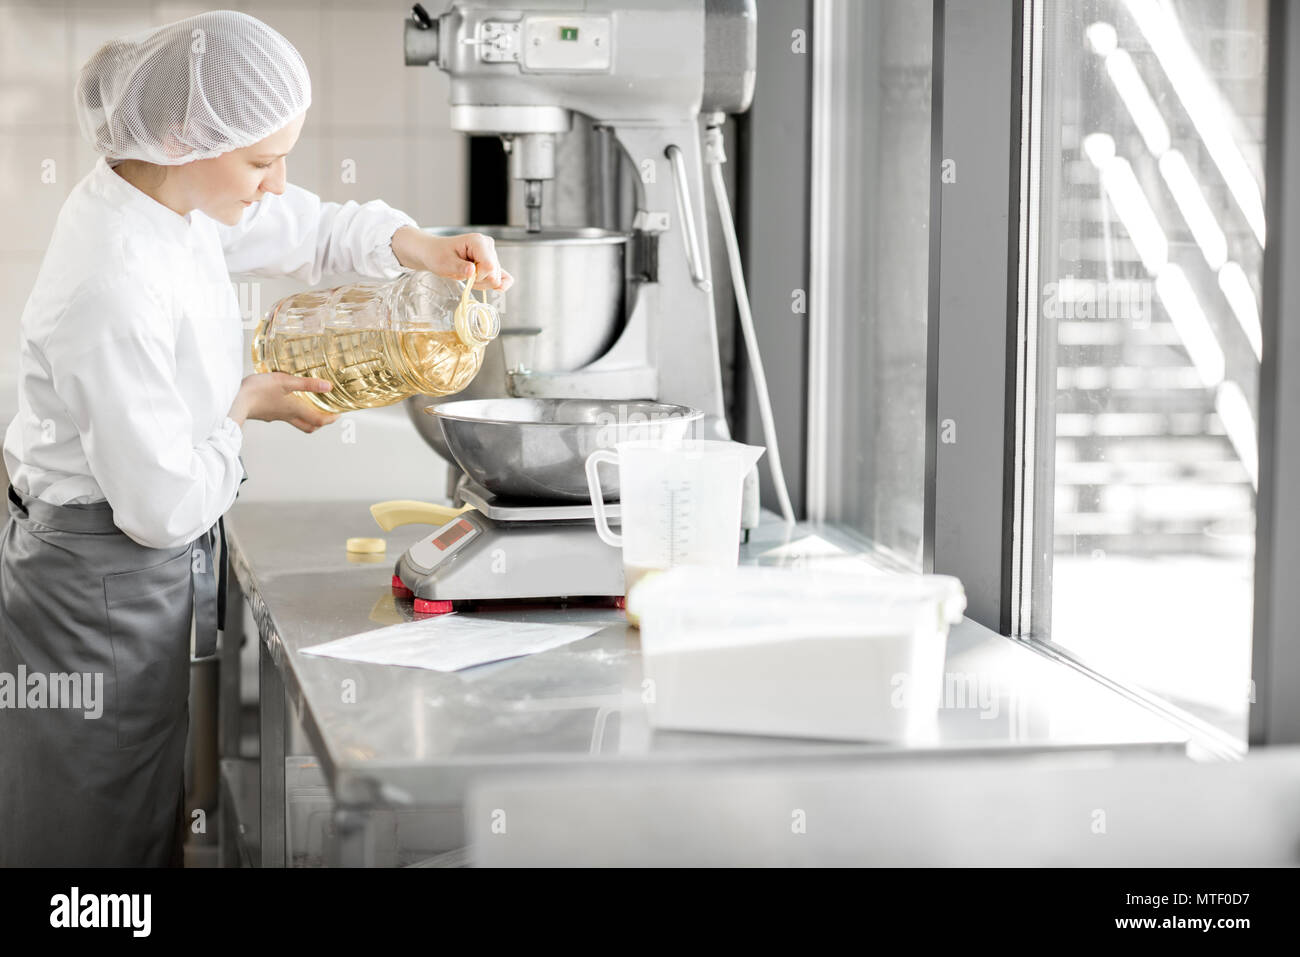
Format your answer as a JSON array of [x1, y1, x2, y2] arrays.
[[629, 564, 967, 651]]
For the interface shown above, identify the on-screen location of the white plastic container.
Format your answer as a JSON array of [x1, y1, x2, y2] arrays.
[[629, 565, 966, 742]]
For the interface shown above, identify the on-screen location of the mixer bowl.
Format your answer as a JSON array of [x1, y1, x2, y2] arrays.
[[420, 225, 628, 372], [407, 225, 631, 468], [426, 398, 703, 502]]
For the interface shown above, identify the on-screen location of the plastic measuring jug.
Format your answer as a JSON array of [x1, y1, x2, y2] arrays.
[[585, 439, 765, 617]]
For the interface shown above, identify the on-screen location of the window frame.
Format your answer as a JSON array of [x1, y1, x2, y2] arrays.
[[924, 0, 1024, 633], [1251, 0, 1300, 745]]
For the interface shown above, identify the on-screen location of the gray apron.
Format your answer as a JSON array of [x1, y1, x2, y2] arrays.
[[0, 484, 227, 867]]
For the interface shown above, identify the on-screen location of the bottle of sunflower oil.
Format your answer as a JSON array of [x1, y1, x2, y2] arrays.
[[251, 269, 501, 413]]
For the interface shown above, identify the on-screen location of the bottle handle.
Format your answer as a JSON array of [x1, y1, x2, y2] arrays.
[[453, 265, 501, 346], [251, 318, 270, 373], [585, 449, 623, 548]]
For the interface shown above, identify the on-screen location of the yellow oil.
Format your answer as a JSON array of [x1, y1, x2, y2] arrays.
[[252, 322, 484, 413]]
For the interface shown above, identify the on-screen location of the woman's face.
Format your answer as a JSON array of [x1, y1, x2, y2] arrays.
[[180, 112, 306, 225]]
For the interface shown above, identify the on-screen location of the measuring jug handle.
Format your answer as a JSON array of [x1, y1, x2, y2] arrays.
[[584, 449, 623, 548]]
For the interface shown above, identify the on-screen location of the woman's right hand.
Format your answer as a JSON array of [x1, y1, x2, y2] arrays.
[[228, 372, 338, 433]]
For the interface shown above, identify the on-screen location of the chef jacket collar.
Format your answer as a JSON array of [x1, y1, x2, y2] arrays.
[[93, 156, 197, 246]]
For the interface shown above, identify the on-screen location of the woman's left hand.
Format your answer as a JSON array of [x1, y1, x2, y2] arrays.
[[390, 227, 515, 292]]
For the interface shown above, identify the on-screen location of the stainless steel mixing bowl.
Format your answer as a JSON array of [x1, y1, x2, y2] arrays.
[[426, 398, 703, 502]]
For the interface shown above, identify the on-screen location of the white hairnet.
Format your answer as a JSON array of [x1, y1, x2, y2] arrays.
[[75, 10, 311, 166]]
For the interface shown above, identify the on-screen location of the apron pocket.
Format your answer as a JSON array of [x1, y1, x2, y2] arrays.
[[104, 548, 194, 750]]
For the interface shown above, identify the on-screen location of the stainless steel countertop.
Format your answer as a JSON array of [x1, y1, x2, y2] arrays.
[[227, 501, 1189, 808]]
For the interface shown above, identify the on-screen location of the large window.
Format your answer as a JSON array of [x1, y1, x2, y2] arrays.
[[1028, 0, 1266, 740]]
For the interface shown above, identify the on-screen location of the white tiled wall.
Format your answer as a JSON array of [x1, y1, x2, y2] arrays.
[[0, 0, 470, 503]]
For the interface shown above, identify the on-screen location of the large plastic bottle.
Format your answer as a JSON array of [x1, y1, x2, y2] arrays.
[[251, 269, 501, 413]]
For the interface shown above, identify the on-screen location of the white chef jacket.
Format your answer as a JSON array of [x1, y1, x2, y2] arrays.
[[3, 156, 417, 549]]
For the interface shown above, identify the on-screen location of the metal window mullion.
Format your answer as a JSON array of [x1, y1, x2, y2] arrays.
[[1011, 0, 1045, 638], [1251, 0, 1300, 745], [924, 0, 1022, 631], [805, 0, 836, 524]]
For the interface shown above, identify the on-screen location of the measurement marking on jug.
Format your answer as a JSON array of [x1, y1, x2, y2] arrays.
[[667, 486, 678, 565], [661, 480, 694, 566]]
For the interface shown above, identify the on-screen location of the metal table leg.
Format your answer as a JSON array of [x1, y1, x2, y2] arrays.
[[259, 635, 287, 867], [218, 567, 248, 867], [332, 807, 377, 867], [219, 573, 244, 760]]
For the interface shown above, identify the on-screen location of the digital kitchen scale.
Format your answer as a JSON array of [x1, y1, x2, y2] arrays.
[[391, 479, 625, 614]]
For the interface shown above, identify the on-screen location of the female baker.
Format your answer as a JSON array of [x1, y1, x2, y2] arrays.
[[0, 10, 511, 866]]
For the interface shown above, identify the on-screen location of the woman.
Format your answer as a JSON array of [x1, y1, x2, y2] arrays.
[[0, 11, 512, 866]]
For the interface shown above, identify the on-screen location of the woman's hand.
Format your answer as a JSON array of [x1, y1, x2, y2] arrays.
[[390, 227, 515, 292], [229, 373, 338, 433]]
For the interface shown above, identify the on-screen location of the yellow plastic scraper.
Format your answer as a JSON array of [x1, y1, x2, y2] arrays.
[[368, 499, 474, 531]]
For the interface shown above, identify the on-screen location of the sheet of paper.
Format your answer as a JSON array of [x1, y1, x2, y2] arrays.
[[301, 614, 605, 672]]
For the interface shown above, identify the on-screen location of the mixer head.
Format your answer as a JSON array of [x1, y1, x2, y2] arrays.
[[404, 0, 755, 231]]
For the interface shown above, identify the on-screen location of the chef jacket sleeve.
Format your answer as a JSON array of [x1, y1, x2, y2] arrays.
[[215, 184, 418, 284], [43, 275, 245, 550]]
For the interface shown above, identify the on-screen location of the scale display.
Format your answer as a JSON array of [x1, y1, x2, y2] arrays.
[[434, 518, 475, 551]]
